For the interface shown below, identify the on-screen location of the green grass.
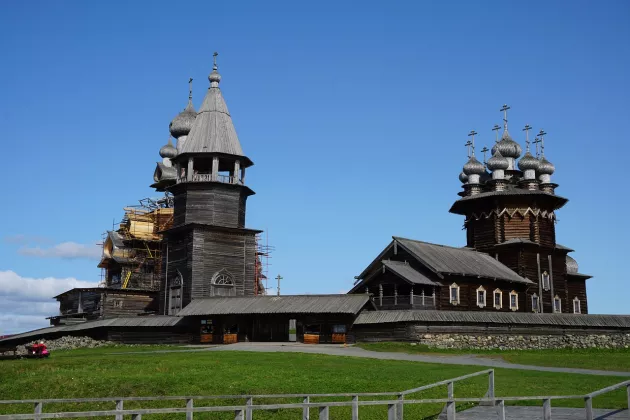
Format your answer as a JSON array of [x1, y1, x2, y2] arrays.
[[0, 347, 628, 420], [356, 342, 630, 372]]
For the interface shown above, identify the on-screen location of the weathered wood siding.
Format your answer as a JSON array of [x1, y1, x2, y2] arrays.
[[101, 292, 158, 318], [438, 276, 529, 312], [568, 278, 588, 314], [172, 184, 247, 229]]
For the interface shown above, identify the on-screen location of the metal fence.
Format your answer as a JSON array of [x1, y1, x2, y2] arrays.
[[0, 370, 628, 420]]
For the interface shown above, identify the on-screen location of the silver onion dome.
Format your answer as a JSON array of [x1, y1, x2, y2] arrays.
[[159, 138, 178, 159], [518, 151, 540, 171], [169, 100, 197, 138], [459, 171, 468, 183], [491, 130, 522, 159], [463, 156, 486, 175], [538, 156, 556, 175], [566, 255, 578, 274], [486, 150, 509, 171]]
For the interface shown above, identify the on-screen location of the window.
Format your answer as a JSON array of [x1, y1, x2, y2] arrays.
[[493, 289, 502, 309], [573, 297, 581, 314], [553, 295, 562, 313], [541, 271, 550, 291], [169, 270, 183, 315], [332, 324, 347, 334], [113, 299, 123, 308], [509, 291, 518, 311], [476, 286, 486, 308], [531, 294, 539, 313], [211, 270, 236, 297], [450, 283, 460, 305]]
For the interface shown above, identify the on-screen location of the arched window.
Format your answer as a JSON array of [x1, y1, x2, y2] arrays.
[[211, 270, 236, 297]]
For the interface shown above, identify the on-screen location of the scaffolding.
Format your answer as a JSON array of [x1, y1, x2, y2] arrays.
[[255, 231, 274, 295], [98, 193, 174, 291]]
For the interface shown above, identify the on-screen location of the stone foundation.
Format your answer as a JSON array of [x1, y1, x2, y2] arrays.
[[411, 331, 630, 350]]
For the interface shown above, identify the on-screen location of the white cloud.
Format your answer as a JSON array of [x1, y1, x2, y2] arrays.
[[0, 270, 98, 335], [18, 241, 101, 260]]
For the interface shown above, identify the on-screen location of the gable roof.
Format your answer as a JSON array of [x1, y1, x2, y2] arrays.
[[394, 237, 532, 284], [177, 294, 370, 316], [382, 260, 439, 286], [180, 84, 244, 157]]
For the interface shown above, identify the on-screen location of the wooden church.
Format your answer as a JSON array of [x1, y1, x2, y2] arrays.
[[350, 109, 591, 314]]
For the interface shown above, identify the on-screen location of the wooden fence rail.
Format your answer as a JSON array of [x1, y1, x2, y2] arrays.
[[1, 371, 628, 420]]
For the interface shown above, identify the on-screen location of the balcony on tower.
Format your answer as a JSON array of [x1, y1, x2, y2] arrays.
[[176, 154, 249, 186]]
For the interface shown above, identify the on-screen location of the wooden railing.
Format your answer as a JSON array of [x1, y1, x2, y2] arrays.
[[175, 173, 242, 184], [0, 371, 628, 420], [372, 295, 436, 310]]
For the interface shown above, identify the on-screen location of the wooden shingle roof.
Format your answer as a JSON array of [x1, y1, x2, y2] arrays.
[[177, 294, 371, 316]]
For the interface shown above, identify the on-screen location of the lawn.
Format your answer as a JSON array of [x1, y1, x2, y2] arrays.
[[355, 342, 630, 372], [0, 347, 628, 420]]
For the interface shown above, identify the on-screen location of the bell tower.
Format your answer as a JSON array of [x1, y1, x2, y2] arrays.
[[157, 53, 261, 315]]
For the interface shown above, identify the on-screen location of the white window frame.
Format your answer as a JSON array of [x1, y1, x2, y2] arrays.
[[553, 295, 562, 313], [541, 271, 550, 291], [509, 290, 519, 311], [450, 283, 460, 305], [476, 286, 486, 308], [531, 293, 539, 313], [493, 289, 502, 310], [573, 297, 581, 314]]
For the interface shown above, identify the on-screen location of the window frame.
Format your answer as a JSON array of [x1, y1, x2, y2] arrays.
[[509, 290, 519, 311], [541, 271, 550, 291], [449, 283, 460, 305], [553, 295, 562, 313], [573, 297, 581, 314], [531, 293, 539, 313], [476, 286, 486, 308], [493, 289, 502, 309]]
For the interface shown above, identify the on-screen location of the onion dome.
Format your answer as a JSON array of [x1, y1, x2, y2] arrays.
[[566, 255, 579, 274], [491, 130, 522, 159], [486, 150, 509, 171], [538, 156, 556, 175], [463, 156, 486, 176], [169, 99, 197, 138], [159, 138, 177, 159], [459, 171, 468, 183], [518, 151, 540, 171]]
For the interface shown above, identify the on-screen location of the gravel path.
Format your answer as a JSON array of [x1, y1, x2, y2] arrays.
[[113, 342, 630, 377]]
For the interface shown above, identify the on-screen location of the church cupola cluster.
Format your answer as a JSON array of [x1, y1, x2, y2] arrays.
[[456, 105, 559, 196]]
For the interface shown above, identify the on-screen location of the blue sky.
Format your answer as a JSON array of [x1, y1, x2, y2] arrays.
[[0, 0, 628, 334]]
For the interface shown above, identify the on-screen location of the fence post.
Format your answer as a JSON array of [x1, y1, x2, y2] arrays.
[[543, 398, 551, 420], [33, 402, 42, 420], [352, 395, 359, 420], [584, 396, 593, 420], [627, 384, 630, 412], [115, 400, 123, 420], [396, 393, 404, 420], [488, 370, 495, 406], [245, 397, 253, 420], [303, 396, 310, 420], [186, 398, 194, 420], [496, 399, 505, 420], [387, 403, 397, 420], [318, 406, 329, 420], [234, 408, 245, 420], [446, 381, 456, 420]]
